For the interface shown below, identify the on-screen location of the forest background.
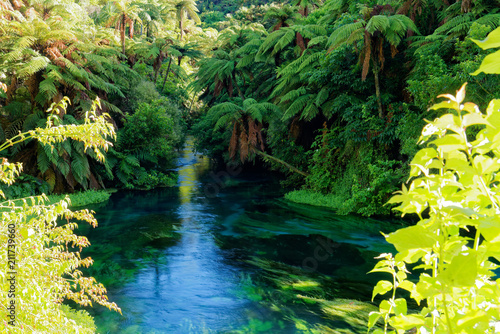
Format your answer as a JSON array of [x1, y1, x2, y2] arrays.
[[2, 0, 499, 217]]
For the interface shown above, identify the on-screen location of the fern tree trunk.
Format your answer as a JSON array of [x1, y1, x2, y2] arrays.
[[253, 149, 309, 177], [179, 17, 184, 41], [129, 20, 134, 39], [373, 66, 384, 119], [161, 57, 173, 92], [232, 71, 244, 99], [121, 14, 126, 54]]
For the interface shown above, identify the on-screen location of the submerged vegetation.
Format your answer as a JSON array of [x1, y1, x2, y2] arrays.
[[1, 0, 500, 332]]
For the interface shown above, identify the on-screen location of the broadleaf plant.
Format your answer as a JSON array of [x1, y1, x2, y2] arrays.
[[0, 97, 120, 333], [368, 83, 500, 333]]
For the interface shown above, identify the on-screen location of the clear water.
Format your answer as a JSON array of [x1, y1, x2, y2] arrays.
[[78, 139, 399, 333]]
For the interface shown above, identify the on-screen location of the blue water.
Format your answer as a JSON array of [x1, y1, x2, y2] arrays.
[[80, 139, 397, 333]]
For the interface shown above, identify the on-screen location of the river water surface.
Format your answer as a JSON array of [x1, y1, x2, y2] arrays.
[[80, 139, 399, 333]]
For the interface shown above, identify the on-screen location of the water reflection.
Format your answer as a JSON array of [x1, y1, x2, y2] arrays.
[[83, 139, 396, 333], [90, 139, 256, 333]]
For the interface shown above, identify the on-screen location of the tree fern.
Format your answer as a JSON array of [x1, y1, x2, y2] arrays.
[[35, 78, 58, 105], [17, 56, 51, 78], [37, 144, 52, 174], [71, 153, 89, 186], [365, 15, 390, 34], [328, 20, 364, 49], [283, 94, 312, 120], [22, 111, 45, 132], [274, 29, 296, 54], [280, 87, 307, 104]]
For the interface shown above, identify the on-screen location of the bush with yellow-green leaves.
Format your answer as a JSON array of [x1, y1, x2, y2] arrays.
[[0, 97, 121, 333], [369, 27, 500, 334]]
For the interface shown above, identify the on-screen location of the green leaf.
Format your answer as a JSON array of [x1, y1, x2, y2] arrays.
[[372, 280, 393, 301], [471, 50, 500, 75], [472, 27, 500, 50], [410, 148, 438, 167], [440, 252, 477, 287], [456, 310, 489, 331], [379, 299, 391, 313], [398, 280, 416, 293], [430, 100, 459, 111], [389, 314, 425, 330], [386, 225, 437, 252], [395, 249, 427, 263], [473, 155, 497, 175], [368, 312, 382, 329], [393, 298, 407, 316], [431, 134, 466, 153], [478, 217, 500, 243], [462, 113, 489, 128]]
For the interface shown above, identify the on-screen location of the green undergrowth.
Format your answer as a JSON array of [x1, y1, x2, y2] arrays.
[[47, 189, 113, 207], [284, 190, 343, 212], [284, 189, 399, 217]]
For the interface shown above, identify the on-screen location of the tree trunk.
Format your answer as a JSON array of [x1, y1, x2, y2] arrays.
[[154, 67, 159, 83], [296, 32, 306, 55], [121, 14, 126, 54], [179, 18, 184, 41], [162, 57, 173, 91], [188, 93, 196, 113], [373, 67, 384, 119], [232, 71, 244, 99], [129, 20, 134, 39], [6, 74, 17, 104], [253, 149, 309, 177]]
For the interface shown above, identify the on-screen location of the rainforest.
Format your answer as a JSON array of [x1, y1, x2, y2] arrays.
[[1, 0, 500, 333]]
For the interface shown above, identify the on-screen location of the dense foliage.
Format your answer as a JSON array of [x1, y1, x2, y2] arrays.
[[369, 28, 500, 333], [189, 0, 500, 216], [0, 98, 120, 333], [370, 84, 500, 333], [2, 0, 500, 331], [0, 0, 197, 197]]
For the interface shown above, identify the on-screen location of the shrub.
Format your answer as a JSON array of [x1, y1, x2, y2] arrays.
[[0, 98, 120, 333], [119, 100, 177, 166], [369, 84, 500, 333]]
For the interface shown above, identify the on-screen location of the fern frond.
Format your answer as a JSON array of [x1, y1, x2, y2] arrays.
[[315, 87, 330, 107], [283, 95, 312, 120], [365, 15, 390, 35], [274, 28, 296, 54], [328, 20, 365, 49], [17, 56, 50, 78], [280, 87, 307, 103], [35, 78, 58, 105], [37, 144, 51, 174]]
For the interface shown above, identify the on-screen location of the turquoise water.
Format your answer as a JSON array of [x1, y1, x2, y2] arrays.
[[78, 140, 399, 333]]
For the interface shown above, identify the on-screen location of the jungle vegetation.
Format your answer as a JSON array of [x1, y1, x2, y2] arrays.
[[1, 0, 499, 216], [2, 0, 500, 332]]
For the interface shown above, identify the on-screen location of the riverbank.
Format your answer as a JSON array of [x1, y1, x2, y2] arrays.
[[47, 189, 114, 208]]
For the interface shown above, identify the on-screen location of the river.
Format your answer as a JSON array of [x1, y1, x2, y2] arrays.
[[79, 139, 398, 333]]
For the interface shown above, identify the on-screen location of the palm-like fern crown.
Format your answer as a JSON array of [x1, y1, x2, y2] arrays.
[[0, 13, 77, 79], [432, 1, 500, 39], [218, 22, 267, 50], [256, 24, 326, 60], [264, 5, 300, 30], [101, 0, 143, 28], [173, 0, 200, 24], [327, 4, 419, 80]]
